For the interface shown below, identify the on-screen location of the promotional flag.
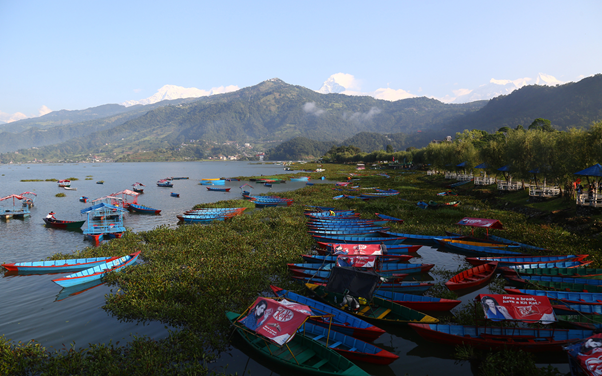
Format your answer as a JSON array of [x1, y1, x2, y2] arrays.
[[238, 298, 311, 346], [477, 294, 556, 324], [331, 243, 383, 255]]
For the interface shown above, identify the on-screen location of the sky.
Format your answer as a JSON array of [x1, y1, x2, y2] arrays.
[[1, 0, 601, 122]]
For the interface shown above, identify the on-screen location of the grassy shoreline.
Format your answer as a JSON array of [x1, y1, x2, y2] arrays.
[[2, 164, 599, 375]]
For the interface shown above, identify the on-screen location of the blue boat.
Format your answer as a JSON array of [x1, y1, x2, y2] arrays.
[[383, 231, 465, 246], [308, 230, 384, 237], [305, 210, 357, 217], [374, 213, 404, 223], [289, 262, 433, 275], [127, 203, 161, 215], [81, 202, 127, 246], [373, 290, 461, 311], [308, 219, 389, 226], [301, 254, 412, 264], [311, 234, 407, 245], [2, 255, 121, 273], [171, 192, 180, 197], [515, 275, 602, 286], [52, 252, 140, 288], [553, 304, 602, 316], [505, 288, 602, 306], [435, 239, 526, 257], [270, 286, 385, 341], [79, 196, 89, 203], [298, 321, 399, 365], [157, 180, 173, 187], [466, 255, 588, 267], [503, 261, 589, 271], [487, 235, 548, 251]]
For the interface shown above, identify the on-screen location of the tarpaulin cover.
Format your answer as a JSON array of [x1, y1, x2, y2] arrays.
[[574, 164, 602, 178], [336, 255, 377, 268], [529, 168, 541, 174], [238, 298, 311, 346], [497, 165, 511, 172], [455, 217, 504, 229], [475, 163, 489, 169], [330, 243, 383, 255], [325, 266, 381, 300], [476, 294, 555, 324], [566, 333, 602, 376], [456, 161, 467, 167]]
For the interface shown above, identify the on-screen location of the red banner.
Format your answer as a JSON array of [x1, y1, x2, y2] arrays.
[[331, 243, 383, 255], [238, 298, 311, 346], [336, 255, 378, 268], [456, 217, 504, 229], [477, 294, 556, 324]]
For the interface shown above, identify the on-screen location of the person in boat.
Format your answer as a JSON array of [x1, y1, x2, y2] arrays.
[[480, 296, 512, 321], [45, 211, 56, 221], [240, 300, 270, 331], [380, 242, 387, 255]]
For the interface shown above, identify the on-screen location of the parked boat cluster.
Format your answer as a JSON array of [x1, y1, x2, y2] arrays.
[[229, 199, 602, 375]]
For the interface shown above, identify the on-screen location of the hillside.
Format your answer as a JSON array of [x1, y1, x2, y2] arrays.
[[2, 74, 602, 162], [440, 74, 602, 134]]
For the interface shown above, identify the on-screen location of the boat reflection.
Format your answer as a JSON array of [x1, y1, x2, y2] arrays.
[[55, 280, 104, 302]]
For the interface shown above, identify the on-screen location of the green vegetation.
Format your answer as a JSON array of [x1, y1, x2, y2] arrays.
[[20, 179, 44, 182], [55, 193, 66, 197], [1, 164, 597, 373]]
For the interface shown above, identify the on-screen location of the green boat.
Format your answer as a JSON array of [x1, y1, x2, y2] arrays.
[[303, 267, 438, 327], [509, 267, 602, 279], [226, 309, 369, 376]]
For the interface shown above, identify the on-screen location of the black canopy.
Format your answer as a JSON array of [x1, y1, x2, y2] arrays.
[[325, 266, 381, 300]]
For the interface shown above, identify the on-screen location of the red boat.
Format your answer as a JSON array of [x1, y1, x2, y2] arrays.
[[445, 262, 498, 291]]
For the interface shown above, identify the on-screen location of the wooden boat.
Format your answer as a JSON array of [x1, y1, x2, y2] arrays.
[[288, 269, 408, 283], [504, 266, 602, 279], [505, 288, 602, 306], [445, 262, 498, 291], [374, 213, 404, 223], [63, 186, 77, 191], [308, 219, 389, 226], [2, 255, 120, 273], [466, 255, 589, 267], [170, 192, 180, 197], [184, 208, 245, 216], [96, 181, 104, 184], [498, 261, 592, 275], [289, 262, 434, 276], [290, 177, 310, 181], [270, 286, 386, 341], [510, 275, 602, 287], [373, 290, 461, 311], [132, 182, 145, 193], [503, 276, 602, 293], [176, 215, 226, 224], [226, 310, 370, 376], [301, 254, 413, 264], [306, 284, 439, 326], [556, 315, 602, 330], [409, 323, 592, 353], [156, 180, 173, 187], [43, 217, 86, 230], [306, 211, 358, 218], [206, 187, 231, 192], [309, 230, 384, 237], [552, 304, 602, 316], [486, 234, 548, 251], [311, 234, 407, 245], [292, 279, 434, 294], [52, 252, 141, 288], [79, 196, 89, 203], [380, 231, 465, 246], [315, 242, 421, 255], [127, 203, 161, 215], [298, 321, 399, 365], [57, 179, 71, 187], [435, 239, 525, 257], [171, 177, 189, 180]]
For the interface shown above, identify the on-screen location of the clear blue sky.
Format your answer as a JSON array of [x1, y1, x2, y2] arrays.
[[1, 0, 600, 118]]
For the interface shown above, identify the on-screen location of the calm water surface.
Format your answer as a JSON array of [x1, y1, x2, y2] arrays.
[[0, 162, 568, 375]]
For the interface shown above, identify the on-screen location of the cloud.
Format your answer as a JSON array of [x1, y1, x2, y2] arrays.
[[343, 107, 381, 122], [38, 105, 52, 116], [210, 85, 240, 95], [372, 88, 415, 101], [452, 88, 472, 97], [0, 110, 28, 123], [122, 84, 240, 106], [133, 88, 142, 93], [303, 102, 325, 116]]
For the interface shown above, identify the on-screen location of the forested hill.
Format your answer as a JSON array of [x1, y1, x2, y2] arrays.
[[440, 74, 602, 135]]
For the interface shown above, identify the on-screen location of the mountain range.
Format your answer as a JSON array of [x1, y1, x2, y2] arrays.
[[0, 74, 601, 162]]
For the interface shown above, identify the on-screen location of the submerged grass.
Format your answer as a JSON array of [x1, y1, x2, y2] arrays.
[[3, 163, 599, 373]]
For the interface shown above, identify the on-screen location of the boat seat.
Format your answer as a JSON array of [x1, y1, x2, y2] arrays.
[[293, 349, 316, 364], [312, 335, 325, 341], [376, 308, 391, 319], [328, 341, 342, 349], [348, 347, 357, 352], [312, 358, 330, 369]]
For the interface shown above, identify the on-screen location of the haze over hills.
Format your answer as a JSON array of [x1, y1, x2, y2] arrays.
[[0, 74, 601, 163]]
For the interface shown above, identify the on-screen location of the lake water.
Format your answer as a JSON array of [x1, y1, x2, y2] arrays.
[[0, 162, 569, 375]]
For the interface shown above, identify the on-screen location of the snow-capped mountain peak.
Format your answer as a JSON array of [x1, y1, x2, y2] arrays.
[[121, 84, 239, 107]]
